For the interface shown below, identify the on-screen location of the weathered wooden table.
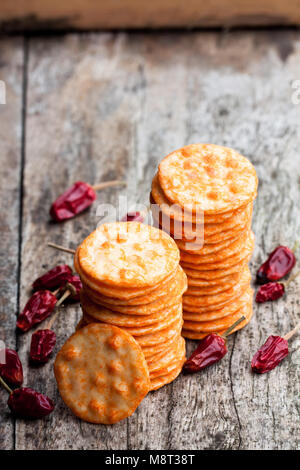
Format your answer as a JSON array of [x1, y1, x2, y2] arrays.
[[1, 29, 300, 450]]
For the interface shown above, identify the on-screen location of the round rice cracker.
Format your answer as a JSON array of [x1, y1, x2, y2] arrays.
[[78, 265, 182, 303], [183, 267, 251, 307], [175, 230, 245, 255], [141, 333, 181, 359], [80, 291, 183, 327], [185, 266, 250, 297], [180, 231, 254, 269], [152, 201, 252, 240], [82, 266, 187, 312], [54, 323, 150, 424], [183, 288, 253, 321], [158, 143, 258, 215], [150, 364, 183, 391], [82, 303, 182, 337], [183, 300, 253, 333], [180, 229, 251, 265], [186, 271, 243, 294], [148, 336, 185, 374], [182, 261, 249, 281], [182, 303, 254, 339], [155, 216, 251, 246], [75, 222, 179, 289], [151, 173, 250, 225], [136, 318, 183, 348], [75, 254, 178, 301]]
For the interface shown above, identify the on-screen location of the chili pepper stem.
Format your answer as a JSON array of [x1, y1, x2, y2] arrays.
[[0, 375, 13, 395], [284, 270, 300, 287], [283, 321, 300, 341], [47, 242, 75, 255], [55, 289, 71, 308], [222, 316, 246, 338], [92, 180, 126, 191]]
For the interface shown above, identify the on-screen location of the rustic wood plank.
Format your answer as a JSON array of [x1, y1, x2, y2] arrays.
[[16, 30, 300, 450], [1, 0, 300, 32], [0, 37, 24, 450]]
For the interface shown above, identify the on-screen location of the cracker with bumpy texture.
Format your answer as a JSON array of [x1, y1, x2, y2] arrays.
[[151, 173, 249, 224], [54, 323, 150, 424], [183, 288, 253, 321], [158, 144, 258, 214], [75, 222, 179, 289]]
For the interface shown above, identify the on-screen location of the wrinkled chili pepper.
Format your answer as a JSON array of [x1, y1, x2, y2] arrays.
[[16, 290, 57, 332], [256, 282, 285, 303], [50, 180, 125, 222], [183, 333, 227, 373], [256, 246, 296, 284], [251, 336, 288, 373], [0, 348, 23, 387], [8, 387, 55, 419], [251, 322, 300, 374], [121, 211, 145, 222], [183, 316, 245, 373], [0, 376, 55, 419], [32, 264, 72, 291], [50, 182, 96, 222], [30, 330, 56, 364]]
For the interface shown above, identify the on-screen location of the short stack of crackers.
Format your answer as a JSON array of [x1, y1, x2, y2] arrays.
[[150, 143, 258, 339], [74, 221, 187, 391]]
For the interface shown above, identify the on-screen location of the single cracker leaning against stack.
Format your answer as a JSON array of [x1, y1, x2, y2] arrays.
[[74, 221, 187, 391], [54, 323, 150, 424], [150, 143, 258, 339]]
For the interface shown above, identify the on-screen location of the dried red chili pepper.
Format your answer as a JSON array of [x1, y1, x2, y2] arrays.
[[30, 330, 56, 364], [121, 211, 145, 222], [183, 316, 245, 373], [17, 290, 58, 332], [32, 264, 72, 291], [50, 180, 125, 222], [255, 270, 300, 303], [256, 245, 296, 284], [8, 387, 55, 419], [0, 348, 23, 387], [0, 376, 55, 419], [256, 282, 285, 303], [251, 322, 300, 374]]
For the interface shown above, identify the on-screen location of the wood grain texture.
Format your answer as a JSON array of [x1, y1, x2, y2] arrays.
[[1, 0, 300, 32], [0, 37, 24, 450], [1, 30, 300, 449]]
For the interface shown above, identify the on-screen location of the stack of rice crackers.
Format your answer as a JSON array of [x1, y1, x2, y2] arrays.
[[151, 144, 258, 339]]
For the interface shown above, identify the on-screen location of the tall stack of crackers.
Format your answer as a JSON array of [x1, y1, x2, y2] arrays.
[[74, 221, 187, 390], [150, 144, 258, 339]]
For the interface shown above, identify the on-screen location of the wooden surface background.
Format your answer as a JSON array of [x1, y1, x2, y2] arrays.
[[0, 30, 300, 450]]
